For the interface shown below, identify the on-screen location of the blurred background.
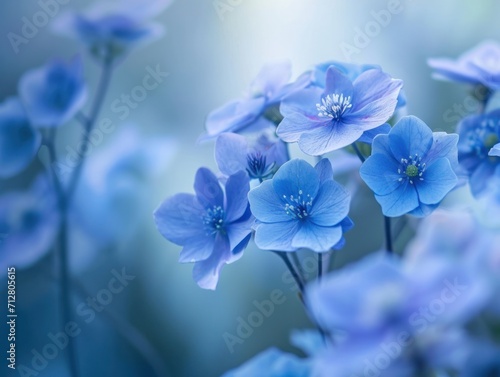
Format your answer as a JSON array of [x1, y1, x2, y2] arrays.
[[1, 1, 499, 376]]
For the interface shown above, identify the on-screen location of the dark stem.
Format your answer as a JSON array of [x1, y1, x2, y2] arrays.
[[317, 253, 323, 281], [46, 131, 79, 377], [352, 143, 366, 162], [272, 251, 305, 294], [384, 215, 393, 253], [290, 252, 306, 283], [67, 59, 114, 202]]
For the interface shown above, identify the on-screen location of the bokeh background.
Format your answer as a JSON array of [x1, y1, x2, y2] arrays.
[[1, 1, 499, 376]]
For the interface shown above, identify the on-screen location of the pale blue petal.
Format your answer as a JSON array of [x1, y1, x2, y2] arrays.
[[273, 159, 320, 200], [248, 180, 290, 223], [416, 158, 457, 205], [388, 116, 433, 159], [277, 111, 328, 143], [192, 234, 231, 290], [291, 222, 342, 253], [194, 167, 224, 208], [225, 171, 250, 223], [360, 154, 401, 196], [375, 181, 419, 217], [153, 193, 205, 244], [357, 123, 391, 144], [215, 133, 248, 176], [314, 158, 334, 183], [309, 180, 350, 226], [254, 221, 300, 252], [298, 121, 364, 155], [324, 67, 354, 98]]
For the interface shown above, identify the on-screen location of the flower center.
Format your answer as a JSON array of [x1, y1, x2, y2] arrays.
[[467, 118, 500, 158], [203, 205, 225, 235], [283, 190, 313, 220], [316, 93, 352, 120], [398, 154, 426, 184], [246, 153, 275, 180]]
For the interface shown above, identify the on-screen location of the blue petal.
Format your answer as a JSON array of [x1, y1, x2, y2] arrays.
[[314, 158, 334, 183], [249, 61, 292, 100], [388, 116, 434, 159], [298, 121, 364, 155], [215, 133, 248, 176], [277, 110, 328, 143], [352, 69, 402, 110], [227, 214, 253, 252], [19, 56, 87, 127], [0, 98, 41, 178], [225, 171, 250, 223], [324, 67, 354, 99], [371, 133, 392, 156], [280, 86, 324, 117], [425, 133, 459, 165], [416, 158, 457, 205], [357, 123, 391, 144], [359, 154, 401, 196], [273, 159, 320, 201], [194, 168, 224, 208], [470, 162, 496, 196], [205, 97, 265, 136], [310, 180, 350, 226], [153, 193, 205, 244], [408, 203, 438, 217], [192, 234, 232, 290], [178, 237, 214, 263], [489, 143, 500, 157], [248, 180, 290, 223], [254, 221, 300, 252], [291, 222, 343, 253], [375, 181, 419, 217]]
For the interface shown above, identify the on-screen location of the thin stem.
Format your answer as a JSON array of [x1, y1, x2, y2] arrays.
[[273, 251, 304, 294], [351, 143, 366, 162], [290, 252, 306, 282], [67, 59, 114, 202], [317, 253, 323, 281], [384, 215, 393, 253], [73, 281, 171, 377], [46, 131, 79, 377]]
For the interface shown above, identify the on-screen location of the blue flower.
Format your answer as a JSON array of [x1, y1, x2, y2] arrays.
[[53, 0, 171, 60], [428, 40, 500, 90], [457, 110, 500, 196], [222, 348, 310, 377], [306, 252, 488, 377], [0, 175, 59, 272], [154, 168, 253, 289], [277, 66, 402, 155], [248, 158, 352, 253], [204, 61, 304, 139], [19, 56, 87, 128], [360, 116, 458, 217], [0, 97, 41, 178], [215, 132, 289, 181]]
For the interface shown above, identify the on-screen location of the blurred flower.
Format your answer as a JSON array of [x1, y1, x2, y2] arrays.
[[489, 142, 500, 157], [457, 110, 500, 196], [0, 97, 40, 178], [248, 159, 351, 252], [215, 132, 288, 181], [221, 348, 310, 377], [154, 168, 253, 290], [306, 252, 488, 376], [0, 175, 59, 272], [428, 40, 500, 90], [204, 61, 303, 139], [18, 56, 87, 128], [360, 116, 458, 217], [277, 66, 402, 155], [53, 0, 172, 60], [72, 127, 176, 263]]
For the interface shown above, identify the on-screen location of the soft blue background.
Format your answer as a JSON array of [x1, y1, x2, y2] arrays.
[[1, 1, 499, 376]]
